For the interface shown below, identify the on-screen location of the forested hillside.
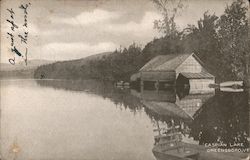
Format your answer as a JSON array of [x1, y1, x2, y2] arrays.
[[34, 0, 249, 82], [1, 60, 53, 79]]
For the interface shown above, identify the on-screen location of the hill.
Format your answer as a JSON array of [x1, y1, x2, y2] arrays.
[[1, 59, 53, 71], [34, 52, 115, 80], [0, 59, 54, 79]]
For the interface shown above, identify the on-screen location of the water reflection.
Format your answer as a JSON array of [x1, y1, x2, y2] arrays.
[[35, 80, 249, 160], [2, 80, 155, 160], [36, 80, 143, 113]]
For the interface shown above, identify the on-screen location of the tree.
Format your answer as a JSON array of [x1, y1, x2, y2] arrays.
[[181, 12, 221, 78], [152, 0, 186, 36], [181, 0, 249, 81], [217, 0, 248, 80]]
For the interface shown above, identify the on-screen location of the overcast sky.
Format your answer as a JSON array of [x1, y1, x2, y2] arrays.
[[1, 0, 234, 63]]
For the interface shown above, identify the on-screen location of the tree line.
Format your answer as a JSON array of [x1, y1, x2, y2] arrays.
[[34, 0, 249, 82]]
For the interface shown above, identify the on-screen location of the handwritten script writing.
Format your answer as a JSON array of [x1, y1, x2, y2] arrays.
[[6, 3, 31, 65]]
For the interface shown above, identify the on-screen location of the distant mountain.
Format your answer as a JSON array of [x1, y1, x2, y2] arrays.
[[0, 59, 54, 79], [1, 59, 54, 71], [80, 52, 113, 61], [1, 52, 113, 80], [55, 52, 113, 67], [33, 52, 114, 80]]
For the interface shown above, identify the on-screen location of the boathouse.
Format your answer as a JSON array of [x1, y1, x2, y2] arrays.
[[130, 53, 215, 94]]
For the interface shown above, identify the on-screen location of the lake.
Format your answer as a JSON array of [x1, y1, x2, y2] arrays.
[[0, 79, 249, 160]]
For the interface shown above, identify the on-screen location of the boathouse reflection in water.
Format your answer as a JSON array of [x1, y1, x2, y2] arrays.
[[36, 80, 249, 160]]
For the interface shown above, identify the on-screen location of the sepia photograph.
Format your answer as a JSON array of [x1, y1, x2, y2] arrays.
[[0, 0, 249, 160]]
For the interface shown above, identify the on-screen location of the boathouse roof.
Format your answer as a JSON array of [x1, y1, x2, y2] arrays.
[[180, 72, 214, 79], [140, 53, 192, 72]]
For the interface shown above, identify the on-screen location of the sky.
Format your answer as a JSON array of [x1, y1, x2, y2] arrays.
[[1, 0, 235, 63]]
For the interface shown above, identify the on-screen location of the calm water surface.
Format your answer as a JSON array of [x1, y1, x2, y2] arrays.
[[0, 79, 249, 160]]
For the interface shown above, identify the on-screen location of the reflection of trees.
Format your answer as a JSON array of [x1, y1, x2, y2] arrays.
[[144, 106, 191, 127], [131, 88, 193, 129], [189, 91, 249, 149], [36, 80, 191, 126], [36, 80, 143, 113], [36, 79, 249, 149]]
